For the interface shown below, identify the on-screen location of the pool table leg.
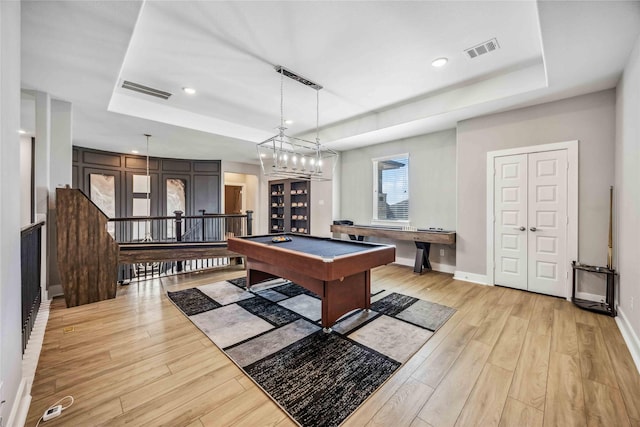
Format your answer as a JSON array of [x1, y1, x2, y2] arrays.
[[321, 270, 371, 333], [246, 267, 278, 290]]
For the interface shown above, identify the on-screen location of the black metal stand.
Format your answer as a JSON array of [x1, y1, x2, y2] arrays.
[[414, 242, 432, 274], [571, 261, 616, 317]]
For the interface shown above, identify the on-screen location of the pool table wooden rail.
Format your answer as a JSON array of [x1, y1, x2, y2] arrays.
[[227, 236, 395, 282]]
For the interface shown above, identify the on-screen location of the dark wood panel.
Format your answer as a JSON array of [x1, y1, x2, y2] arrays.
[[194, 175, 220, 213], [124, 156, 160, 170], [72, 165, 78, 189], [72, 148, 78, 162], [330, 224, 456, 245], [83, 150, 121, 167], [193, 161, 220, 172], [162, 159, 191, 172], [73, 147, 221, 218], [56, 188, 119, 307]]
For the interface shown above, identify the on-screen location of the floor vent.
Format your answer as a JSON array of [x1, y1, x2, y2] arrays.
[[465, 38, 500, 59], [122, 80, 172, 100]]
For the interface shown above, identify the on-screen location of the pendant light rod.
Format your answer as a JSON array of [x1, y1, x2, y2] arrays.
[[144, 133, 151, 216]]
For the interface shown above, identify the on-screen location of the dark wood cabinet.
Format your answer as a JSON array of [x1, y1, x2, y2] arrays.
[[269, 179, 310, 234]]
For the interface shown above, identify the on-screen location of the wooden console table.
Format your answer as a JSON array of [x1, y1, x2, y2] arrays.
[[330, 224, 455, 274]]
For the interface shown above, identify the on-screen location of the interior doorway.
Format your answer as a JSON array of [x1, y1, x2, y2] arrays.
[[225, 185, 244, 214], [224, 184, 244, 237], [487, 141, 578, 299], [223, 171, 259, 236]]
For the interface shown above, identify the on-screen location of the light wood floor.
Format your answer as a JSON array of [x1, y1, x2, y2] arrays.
[[26, 264, 640, 427]]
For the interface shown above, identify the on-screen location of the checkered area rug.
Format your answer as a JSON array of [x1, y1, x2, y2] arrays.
[[167, 278, 455, 427]]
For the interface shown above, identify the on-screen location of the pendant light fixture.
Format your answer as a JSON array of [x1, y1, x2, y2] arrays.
[[257, 65, 338, 181]]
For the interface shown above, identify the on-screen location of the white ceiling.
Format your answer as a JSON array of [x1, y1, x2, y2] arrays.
[[20, 1, 640, 162]]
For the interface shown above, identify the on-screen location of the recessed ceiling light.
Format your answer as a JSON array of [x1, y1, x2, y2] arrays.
[[182, 87, 196, 95], [431, 57, 448, 68], [284, 119, 294, 125], [18, 129, 27, 134], [131, 150, 139, 154]]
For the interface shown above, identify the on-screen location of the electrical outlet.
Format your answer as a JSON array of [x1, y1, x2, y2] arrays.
[[440, 249, 445, 256]]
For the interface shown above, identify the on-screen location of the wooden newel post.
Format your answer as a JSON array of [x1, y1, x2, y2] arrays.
[[174, 210, 183, 241], [174, 210, 183, 272], [246, 210, 253, 236]]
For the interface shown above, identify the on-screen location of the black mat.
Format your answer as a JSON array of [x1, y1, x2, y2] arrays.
[[244, 331, 399, 427]]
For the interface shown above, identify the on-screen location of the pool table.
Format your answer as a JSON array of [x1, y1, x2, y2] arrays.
[[227, 233, 396, 332]]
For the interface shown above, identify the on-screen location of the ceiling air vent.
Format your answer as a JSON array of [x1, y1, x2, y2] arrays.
[[465, 38, 500, 59], [121, 80, 172, 100]]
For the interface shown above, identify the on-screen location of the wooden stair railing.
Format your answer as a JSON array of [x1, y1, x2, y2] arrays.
[[56, 188, 119, 307], [56, 189, 254, 304]]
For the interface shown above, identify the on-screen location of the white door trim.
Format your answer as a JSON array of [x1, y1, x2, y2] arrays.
[[486, 140, 579, 299]]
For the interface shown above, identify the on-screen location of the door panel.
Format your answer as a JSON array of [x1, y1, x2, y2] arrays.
[[494, 154, 528, 290], [527, 150, 567, 297]]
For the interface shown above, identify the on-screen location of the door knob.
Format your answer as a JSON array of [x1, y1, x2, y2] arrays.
[[530, 227, 537, 232], [518, 226, 526, 231]]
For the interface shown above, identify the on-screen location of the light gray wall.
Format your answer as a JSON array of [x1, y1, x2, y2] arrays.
[[615, 34, 640, 340], [48, 99, 73, 290], [339, 129, 457, 269], [456, 90, 616, 289], [0, 0, 22, 422]]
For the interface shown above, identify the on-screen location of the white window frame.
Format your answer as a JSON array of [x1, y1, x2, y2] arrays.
[[372, 153, 410, 225]]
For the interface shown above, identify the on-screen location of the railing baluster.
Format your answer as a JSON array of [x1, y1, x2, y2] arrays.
[[21, 222, 43, 354], [108, 212, 251, 283]]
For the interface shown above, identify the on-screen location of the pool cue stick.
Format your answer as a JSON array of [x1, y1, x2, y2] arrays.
[[607, 185, 613, 269]]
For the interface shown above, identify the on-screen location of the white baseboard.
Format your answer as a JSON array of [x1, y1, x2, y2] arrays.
[[575, 291, 605, 303], [47, 284, 64, 298], [453, 271, 489, 285], [6, 299, 51, 427], [615, 306, 640, 375], [394, 256, 455, 275]]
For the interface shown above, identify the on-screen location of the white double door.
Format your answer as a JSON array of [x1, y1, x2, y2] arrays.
[[494, 149, 568, 297]]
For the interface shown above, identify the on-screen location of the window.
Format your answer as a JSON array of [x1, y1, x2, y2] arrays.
[[373, 155, 409, 222]]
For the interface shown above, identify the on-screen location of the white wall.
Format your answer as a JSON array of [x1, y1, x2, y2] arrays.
[[20, 135, 32, 227], [456, 90, 616, 295], [339, 129, 457, 270], [0, 0, 22, 422], [310, 180, 333, 237], [615, 34, 640, 345]]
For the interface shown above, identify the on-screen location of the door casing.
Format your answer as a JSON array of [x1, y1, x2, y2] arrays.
[[486, 140, 578, 300]]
